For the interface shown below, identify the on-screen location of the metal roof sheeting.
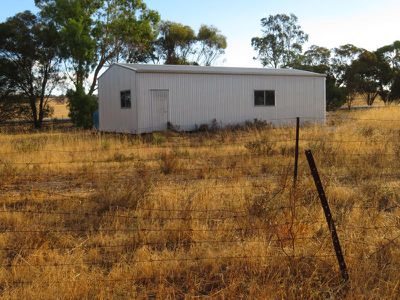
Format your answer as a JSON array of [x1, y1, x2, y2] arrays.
[[114, 63, 326, 77]]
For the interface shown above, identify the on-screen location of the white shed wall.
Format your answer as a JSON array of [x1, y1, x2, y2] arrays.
[[136, 72, 325, 133], [98, 65, 137, 133]]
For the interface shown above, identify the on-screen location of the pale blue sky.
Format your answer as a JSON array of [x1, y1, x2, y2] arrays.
[[1, 0, 399, 67]]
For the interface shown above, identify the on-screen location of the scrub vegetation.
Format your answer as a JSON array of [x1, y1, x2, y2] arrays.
[[0, 107, 399, 299]]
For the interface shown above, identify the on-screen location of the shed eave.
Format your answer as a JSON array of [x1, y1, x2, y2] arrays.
[[98, 63, 137, 81]]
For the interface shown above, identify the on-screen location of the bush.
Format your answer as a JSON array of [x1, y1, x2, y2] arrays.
[[197, 124, 209, 132], [167, 122, 180, 132], [67, 87, 98, 129]]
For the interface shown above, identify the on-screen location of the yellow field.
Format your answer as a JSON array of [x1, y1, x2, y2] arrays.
[[0, 107, 399, 299], [48, 98, 70, 120], [344, 94, 386, 107]]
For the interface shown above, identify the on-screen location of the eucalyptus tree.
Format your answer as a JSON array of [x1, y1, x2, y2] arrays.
[[196, 25, 227, 66], [251, 14, 308, 68], [154, 21, 197, 65], [377, 41, 400, 69], [35, 0, 159, 128], [331, 44, 364, 86], [153, 22, 227, 66], [0, 11, 62, 128], [302, 45, 331, 67], [35, 0, 160, 94], [344, 51, 392, 106], [376, 41, 400, 104], [295, 45, 347, 110]]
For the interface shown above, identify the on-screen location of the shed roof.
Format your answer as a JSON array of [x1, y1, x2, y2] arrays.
[[112, 63, 326, 77]]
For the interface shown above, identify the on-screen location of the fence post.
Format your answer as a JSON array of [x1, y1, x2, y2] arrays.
[[293, 117, 300, 188], [289, 117, 300, 254], [304, 149, 349, 284]]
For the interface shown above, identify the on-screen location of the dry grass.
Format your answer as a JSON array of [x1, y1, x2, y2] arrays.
[[48, 98, 69, 120], [0, 107, 400, 299]]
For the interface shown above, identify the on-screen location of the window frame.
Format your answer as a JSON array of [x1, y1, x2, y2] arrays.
[[254, 90, 275, 107], [120, 90, 131, 109]]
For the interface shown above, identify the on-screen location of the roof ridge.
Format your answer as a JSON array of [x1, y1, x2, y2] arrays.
[[112, 63, 326, 77]]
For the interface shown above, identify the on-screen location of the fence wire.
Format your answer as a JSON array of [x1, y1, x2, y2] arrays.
[[0, 115, 399, 290]]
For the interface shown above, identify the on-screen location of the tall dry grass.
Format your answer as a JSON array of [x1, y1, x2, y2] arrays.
[[0, 107, 399, 299]]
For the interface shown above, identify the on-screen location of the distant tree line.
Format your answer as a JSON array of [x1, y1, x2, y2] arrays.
[[0, 0, 227, 128], [252, 14, 400, 110]]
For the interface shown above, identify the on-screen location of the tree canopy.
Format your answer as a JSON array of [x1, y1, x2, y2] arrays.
[[154, 21, 197, 65], [154, 22, 227, 65], [35, 0, 160, 95], [196, 25, 227, 66], [251, 14, 308, 68], [0, 11, 62, 127]]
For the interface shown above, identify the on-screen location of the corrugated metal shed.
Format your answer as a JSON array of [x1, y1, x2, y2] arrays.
[[98, 64, 326, 134]]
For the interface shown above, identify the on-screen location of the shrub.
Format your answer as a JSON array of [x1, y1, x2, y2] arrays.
[[67, 87, 98, 129], [167, 122, 180, 132], [210, 119, 220, 131], [198, 124, 209, 132]]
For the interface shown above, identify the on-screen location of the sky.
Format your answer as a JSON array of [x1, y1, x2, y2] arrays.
[[1, 0, 400, 67]]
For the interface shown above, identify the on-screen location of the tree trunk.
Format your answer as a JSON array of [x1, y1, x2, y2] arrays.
[[88, 58, 106, 96], [38, 95, 45, 128], [37, 67, 49, 129], [28, 95, 40, 129]]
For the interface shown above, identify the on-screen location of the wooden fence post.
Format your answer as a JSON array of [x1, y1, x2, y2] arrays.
[[293, 117, 300, 188], [305, 149, 349, 283]]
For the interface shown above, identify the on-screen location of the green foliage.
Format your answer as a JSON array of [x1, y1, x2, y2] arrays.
[[344, 51, 392, 106], [196, 25, 227, 66], [297, 40, 399, 110], [0, 11, 62, 128], [376, 41, 400, 104], [326, 76, 348, 110], [331, 44, 365, 86], [67, 87, 98, 129], [388, 75, 400, 103], [154, 21, 227, 65], [36, 0, 160, 94], [294, 46, 347, 111], [376, 40, 400, 69], [251, 14, 308, 68], [301, 45, 331, 67], [36, 0, 97, 90], [155, 21, 197, 64]]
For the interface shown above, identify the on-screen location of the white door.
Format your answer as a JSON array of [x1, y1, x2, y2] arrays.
[[151, 90, 169, 131]]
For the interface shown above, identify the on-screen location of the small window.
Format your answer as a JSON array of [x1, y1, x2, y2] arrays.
[[120, 90, 131, 109], [254, 90, 275, 106]]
